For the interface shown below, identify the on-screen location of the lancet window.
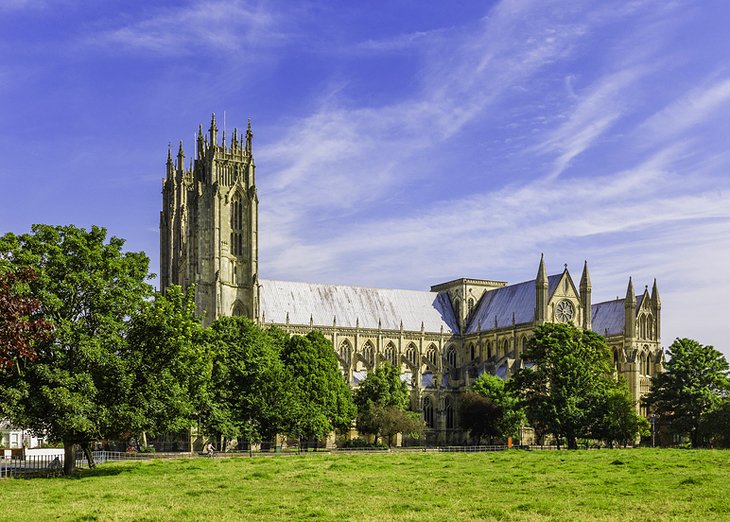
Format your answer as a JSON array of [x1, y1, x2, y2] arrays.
[[423, 397, 434, 428], [230, 193, 244, 257]]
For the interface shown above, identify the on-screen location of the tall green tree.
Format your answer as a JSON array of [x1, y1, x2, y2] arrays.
[[458, 391, 501, 444], [590, 384, 648, 447], [353, 363, 421, 444], [280, 331, 355, 444], [124, 285, 209, 447], [700, 398, 730, 448], [0, 225, 152, 474], [471, 373, 526, 442], [645, 338, 730, 447], [202, 317, 290, 445], [510, 323, 615, 449]]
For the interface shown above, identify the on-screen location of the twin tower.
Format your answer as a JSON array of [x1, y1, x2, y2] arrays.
[[160, 113, 259, 322]]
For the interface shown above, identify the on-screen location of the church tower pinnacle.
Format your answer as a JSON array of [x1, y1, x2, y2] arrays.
[[161, 114, 258, 325], [535, 254, 548, 324], [580, 260, 592, 330]]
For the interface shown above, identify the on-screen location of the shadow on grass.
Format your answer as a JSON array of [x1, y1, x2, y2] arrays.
[[66, 466, 128, 479]]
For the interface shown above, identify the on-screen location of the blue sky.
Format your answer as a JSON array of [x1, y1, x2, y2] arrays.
[[1, 0, 729, 358]]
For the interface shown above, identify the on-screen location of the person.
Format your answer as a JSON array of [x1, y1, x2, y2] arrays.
[[206, 441, 215, 457]]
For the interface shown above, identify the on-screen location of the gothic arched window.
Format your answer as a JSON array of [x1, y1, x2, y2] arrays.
[[467, 298, 475, 317], [639, 314, 644, 338], [363, 342, 374, 366], [447, 346, 456, 368], [426, 344, 437, 365], [232, 300, 246, 317], [405, 343, 417, 364], [486, 342, 492, 359], [647, 314, 654, 339], [423, 397, 434, 428], [470, 344, 475, 361], [445, 397, 455, 429], [646, 352, 652, 376], [385, 342, 396, 365], [230, 193, 244, 257], [339, 340, 352, 364]]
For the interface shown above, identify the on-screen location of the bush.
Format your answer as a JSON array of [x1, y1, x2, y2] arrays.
[[338, 439, 387, 449]]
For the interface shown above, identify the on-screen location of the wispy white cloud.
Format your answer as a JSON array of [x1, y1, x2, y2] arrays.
[[87, 0, 287, 55], [535, 67, 646, 180], [637, 76, 730, 146]]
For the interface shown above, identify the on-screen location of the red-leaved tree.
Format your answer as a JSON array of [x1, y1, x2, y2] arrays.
[[0, 267, 52, 372]]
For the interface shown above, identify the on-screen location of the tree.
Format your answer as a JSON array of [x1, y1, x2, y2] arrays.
[[371, 405, 424, 443], [0, 267, 52, 372], [510, 323, 615, 449], [0, 225, 152, 474], [124, 285, 209, 447], [280, 331, 355, 445], [458, 391, 501, 444], [645, 338, 730, 447], [353, 363, 416, 444], [471, 373, 526, 443], [202, 317, 291, 446], [591, 384, 647, 447], [700, 398, 730, 448]]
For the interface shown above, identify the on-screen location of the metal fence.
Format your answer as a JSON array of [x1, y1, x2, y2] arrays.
[[0, 451, 157, 479], [1, 444, 566, 479]]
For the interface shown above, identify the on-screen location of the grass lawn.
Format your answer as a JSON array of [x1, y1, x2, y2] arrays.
[[2, 449, 729, 521]]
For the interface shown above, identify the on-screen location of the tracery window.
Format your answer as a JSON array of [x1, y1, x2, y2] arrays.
[[426, 344, 438, 365], [423, 397, 434, 428], [385, 342, 396, 365], [339, 340, 352, 364], [405, 343, 417, 364], [230, 193, 244, 256], [470, 344, 475, 361], [447, 346, 456, 368], [363, 341, 375, 366], [467, 298, 475, 318], [445, 397, 455, 429], [486, 342, 492, 359]]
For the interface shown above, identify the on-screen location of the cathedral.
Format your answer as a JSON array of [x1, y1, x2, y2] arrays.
[[160, 115, 663, 444]]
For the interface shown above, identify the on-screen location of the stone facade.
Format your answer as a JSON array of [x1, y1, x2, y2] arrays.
[[161, 115, 663, 444]]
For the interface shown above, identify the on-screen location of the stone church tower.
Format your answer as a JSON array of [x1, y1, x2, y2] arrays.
[[160, 114, 258, 324]]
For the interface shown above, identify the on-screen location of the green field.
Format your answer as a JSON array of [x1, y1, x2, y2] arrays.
[[2, 449, 729, 521]]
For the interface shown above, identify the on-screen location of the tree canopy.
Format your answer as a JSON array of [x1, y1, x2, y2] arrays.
[[353, 363, 422, 444], [469, 373, 526, 442], [124, 285, 210, 442], [0, 224, 152, 474], [645, 338, 730, 447], [280, 331, 355, 442], [511, 322, 639, 449], [202, 316, 292, 444]]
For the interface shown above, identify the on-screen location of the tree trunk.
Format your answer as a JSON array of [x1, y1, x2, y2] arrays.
[[63, 441, 76, 476], [141, 431, 148, 449], [81, 442, 96, 469], [567, 436, 578, 450]]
